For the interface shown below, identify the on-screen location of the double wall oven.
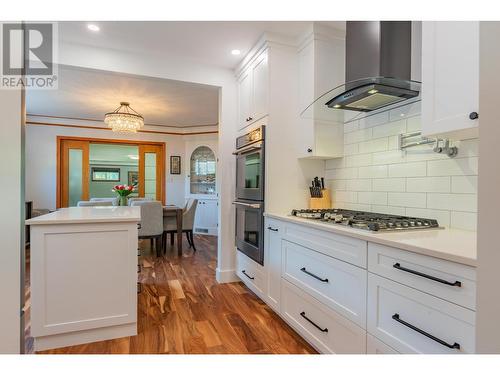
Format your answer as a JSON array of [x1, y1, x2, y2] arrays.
[[233, 126, 265, 265]]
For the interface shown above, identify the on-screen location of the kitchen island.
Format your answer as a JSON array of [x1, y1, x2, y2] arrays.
[[26, 206, 141, 351]]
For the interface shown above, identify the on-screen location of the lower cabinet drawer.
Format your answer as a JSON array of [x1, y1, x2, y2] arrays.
[[367, 273, 475, 354], [282, 240, 367, 328], [281, 279, 366, 354], [236, 250, 265, 297], [366, 334, 399, 354]]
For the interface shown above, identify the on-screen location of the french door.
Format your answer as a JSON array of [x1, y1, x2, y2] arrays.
[[57, 137, 165, 208]]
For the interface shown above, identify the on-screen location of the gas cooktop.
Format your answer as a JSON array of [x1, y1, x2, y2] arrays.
[[291, 208, 440, 232]]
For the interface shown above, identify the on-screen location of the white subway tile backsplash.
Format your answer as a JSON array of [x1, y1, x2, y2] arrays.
[[345, 153, 372, 167], [427, 157, 478, 176], [323, 102, 478, 231], [450, 211, 477, 231], [388, 192, 427, 208], [346, 179, 372, 192], [359, 138, 388, 154], [344, 128, 372, 144], [372, 119, 406, 139], [358, 192, 388, 205], [451, 176, 478, 194], [405, 208, 451, 228], [406, 177, 451, 193], [359, 165, 388, 178], [334, 191, 358, 203], [388, 162, 427, 177], [427, 193, 477, 212], [372, 178, 406, 192]]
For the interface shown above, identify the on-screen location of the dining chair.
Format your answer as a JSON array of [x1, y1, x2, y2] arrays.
[[77, 200, 114, 207], [163, 199, 198, 252], [127, 197, 153, 206], [130, 200, 164, 257], [90, 197, 119, 206]]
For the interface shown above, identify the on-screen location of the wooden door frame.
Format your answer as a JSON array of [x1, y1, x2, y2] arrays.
[[56, 136, 166, 208]]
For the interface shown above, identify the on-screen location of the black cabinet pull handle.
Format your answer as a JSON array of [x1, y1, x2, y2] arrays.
[[469, 111, 479, 120], [392, 313, 460, 350], [393, 263, 461, 287], [300, 311, 328, 332], [267, 226, 278, 232], [242, 270, 255, 280], [307, 148, 313, 153], [137, 223, 142, 229], [300, 267, 329, 283]]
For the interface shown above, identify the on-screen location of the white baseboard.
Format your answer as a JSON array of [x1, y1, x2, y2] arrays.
[[216, 268, 239, 283]]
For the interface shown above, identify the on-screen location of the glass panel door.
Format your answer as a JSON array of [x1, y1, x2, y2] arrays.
[[60, 140, 89, 207], [138, 144, 164, 202], [190, 146, 216, 195]]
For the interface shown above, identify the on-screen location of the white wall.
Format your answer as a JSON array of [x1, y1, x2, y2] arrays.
[[476, 21, 500, 354], [324, 102, 479, 231], [0, 87, 23, 353], [25, 120, 217, 209], [52, 41, 237, 283]]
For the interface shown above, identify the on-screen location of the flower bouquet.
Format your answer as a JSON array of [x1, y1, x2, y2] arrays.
[[112, 184, 135, 206]]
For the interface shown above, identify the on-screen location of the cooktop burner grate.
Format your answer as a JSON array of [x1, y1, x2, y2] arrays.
[[291, 208, 440, 232]]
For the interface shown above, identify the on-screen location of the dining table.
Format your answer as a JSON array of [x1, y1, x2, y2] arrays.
[[163, 205, 183, 255]]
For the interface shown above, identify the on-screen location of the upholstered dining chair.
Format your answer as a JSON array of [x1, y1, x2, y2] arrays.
[[90, 197, 119, 206], [163, 199, 198, 252], [127, 197, 153, 206], [130, 200, 164, 257], [77, 200, 114, 207]]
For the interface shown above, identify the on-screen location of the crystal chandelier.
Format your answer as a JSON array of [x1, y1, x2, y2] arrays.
[[104, 102, 144, 133]]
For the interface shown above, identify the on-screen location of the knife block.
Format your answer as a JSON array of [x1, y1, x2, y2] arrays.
[[309, 189, 331, 209]]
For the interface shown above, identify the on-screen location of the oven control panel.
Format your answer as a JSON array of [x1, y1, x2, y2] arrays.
[[236, 126, 265, 149]]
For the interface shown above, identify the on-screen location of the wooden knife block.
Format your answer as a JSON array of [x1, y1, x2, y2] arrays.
[[309, 189, 331, 209]]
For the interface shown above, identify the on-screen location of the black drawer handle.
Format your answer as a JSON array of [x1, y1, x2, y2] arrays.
[[267, 226, 278, 232], [393, 263, 461, 287], [137, 223, 142, 229], [392, 313, 460, 350], [300, 311, 328, 333], [242, 270, 255, 280], [300, 267, 329, 283]]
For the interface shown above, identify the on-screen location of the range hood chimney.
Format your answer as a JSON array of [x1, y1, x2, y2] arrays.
[[304, 21, 421, 120]]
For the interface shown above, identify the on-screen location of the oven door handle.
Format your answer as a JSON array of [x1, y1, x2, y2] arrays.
[[232, 201, 261, 209], [232, 145, 262, 155]]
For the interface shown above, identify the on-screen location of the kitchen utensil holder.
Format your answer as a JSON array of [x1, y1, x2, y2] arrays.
[[309, 189, 331, 209]]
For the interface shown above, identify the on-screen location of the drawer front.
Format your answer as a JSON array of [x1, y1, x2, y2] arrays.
[[282, 240, 367, 328], [367, 334, 399, 354], [281, 279, 366, 354], [283, 222, 367, 268], [368, 243, 476, 310], [236, 250, 265, 297], [367, 273, 475, 354]]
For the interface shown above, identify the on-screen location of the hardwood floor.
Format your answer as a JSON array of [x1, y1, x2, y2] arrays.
[[26, 235, 316, 354]]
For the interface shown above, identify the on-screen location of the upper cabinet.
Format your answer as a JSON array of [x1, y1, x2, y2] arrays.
[[421, 21, 479, 140], [237, 49, 269, 129], [297, 26, 345, 159]]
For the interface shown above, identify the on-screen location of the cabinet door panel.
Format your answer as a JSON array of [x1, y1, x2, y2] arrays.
[[238, 69, 252, 129], [264, 218, 282, 312], [421, 21, 479, 140], [252, 51, 269, 122]]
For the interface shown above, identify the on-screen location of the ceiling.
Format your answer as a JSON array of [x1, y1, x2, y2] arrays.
[[59, 21, 346, 69], [26, 65, 220, 128]]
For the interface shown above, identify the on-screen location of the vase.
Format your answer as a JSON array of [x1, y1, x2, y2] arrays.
[[119, 196, 128, 206]]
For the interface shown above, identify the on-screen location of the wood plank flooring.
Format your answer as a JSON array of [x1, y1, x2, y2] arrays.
[[26, 235, 316, 354]]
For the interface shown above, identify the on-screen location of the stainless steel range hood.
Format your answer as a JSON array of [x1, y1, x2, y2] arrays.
[[302, 21, 421, 123]]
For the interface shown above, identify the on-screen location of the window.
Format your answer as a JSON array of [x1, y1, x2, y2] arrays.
[[190, 146, 216, 194], [91, 167, 121, 182]]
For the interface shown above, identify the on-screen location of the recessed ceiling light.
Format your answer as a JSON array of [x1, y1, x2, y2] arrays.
[[87, 24, 100, 32], [231, 49, 241, 56]]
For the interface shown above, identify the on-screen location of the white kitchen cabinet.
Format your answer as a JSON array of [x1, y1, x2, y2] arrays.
[[367, 334, 399, 354], [297, 26, 345, 159], [194, 199, 218, 235], [237, 49, 269, 129], [236, 250, 266, 298], [264, 218, 282, 312], [421, 21, 479, 140]]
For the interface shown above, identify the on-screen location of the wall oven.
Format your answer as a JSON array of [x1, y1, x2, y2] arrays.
[[234, 126, 265, 265]]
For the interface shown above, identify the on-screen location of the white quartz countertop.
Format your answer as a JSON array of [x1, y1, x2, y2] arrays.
[[265, 213, 477, 267], [26, 206, 141, 225]]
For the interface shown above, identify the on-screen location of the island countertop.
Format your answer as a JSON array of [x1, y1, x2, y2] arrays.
[[26, 206, 141, 225], [265, 212, 477, 267]]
